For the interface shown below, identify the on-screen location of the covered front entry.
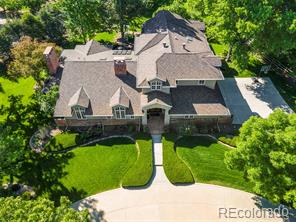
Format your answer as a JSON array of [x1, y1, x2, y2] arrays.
[[147, 108, 165, 134], [142, 102, 171, 134]]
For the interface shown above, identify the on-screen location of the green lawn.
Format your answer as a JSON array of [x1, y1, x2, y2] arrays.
[[176, 136, 253, 192], [0, 77, 36, 120], [46, 132, 80, 152], [162, 134, 194, 184], [122, 133, 153, 187], [93, 32, 117, 43], [59, 137, 137, 201]]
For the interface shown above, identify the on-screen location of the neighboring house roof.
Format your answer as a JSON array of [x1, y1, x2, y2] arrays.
[[170, 86, 230, 116], [68, 86, 90, 108], [110, 87, 130, 108], [54, 61, 142, 117]]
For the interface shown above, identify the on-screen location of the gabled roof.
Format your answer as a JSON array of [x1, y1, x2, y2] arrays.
[[75, 40, 111, 55], [141, 91, 172, 109], [110, 87, 130, 108], [135, 33, 167, 55], [68, 86, 90, 108], [156, 53, 224, 86]]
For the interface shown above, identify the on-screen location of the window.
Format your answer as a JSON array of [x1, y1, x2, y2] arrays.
[[198, 80, 205, 85], [151, 81, 162, 90], [72, 107, 86, 119], [113, 106, 126, 119]]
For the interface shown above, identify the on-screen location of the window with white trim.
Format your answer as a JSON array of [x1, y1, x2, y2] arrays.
[[198, 80, 205, 85], [72, 106, 86, 119], [151, 80, 162, 90], [113, 106, 126, 119]]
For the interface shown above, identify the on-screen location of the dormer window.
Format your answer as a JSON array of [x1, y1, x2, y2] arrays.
[[72, 106, 86, 119], [151, 80, 162, 90], [113, 106, 126, 119]]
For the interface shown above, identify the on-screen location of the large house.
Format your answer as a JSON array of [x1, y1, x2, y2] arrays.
[[50, 10, 232, 131]]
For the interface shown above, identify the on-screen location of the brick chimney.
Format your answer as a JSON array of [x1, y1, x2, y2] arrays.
[[114, 58, 127, 75], [43, 46, 59, 75]]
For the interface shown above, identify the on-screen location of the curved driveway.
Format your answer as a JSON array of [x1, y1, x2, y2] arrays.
[[73, 135, 294, 222]]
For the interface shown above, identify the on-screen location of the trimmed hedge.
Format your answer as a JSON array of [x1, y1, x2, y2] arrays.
[[122, 133, 153, 187], [162, 133, 194, 184], [218, 136, 238, 147]]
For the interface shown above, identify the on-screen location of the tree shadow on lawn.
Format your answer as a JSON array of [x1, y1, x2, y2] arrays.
[[19, 152, 87, 203], [176, 136, 214, 149]]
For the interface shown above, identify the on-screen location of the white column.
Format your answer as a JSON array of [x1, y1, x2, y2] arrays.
[[164, 109, 170, 125], [142, 110, 147, 125]]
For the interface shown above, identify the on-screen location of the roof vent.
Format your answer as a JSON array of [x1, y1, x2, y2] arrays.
[[174, 36, 178, 40], [182, 43, 186, 49], [186, 36, 193, 43], [163, 42, 168, 48]]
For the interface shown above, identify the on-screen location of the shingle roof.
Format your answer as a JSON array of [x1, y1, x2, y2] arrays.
[[141, 91, 172, 108], [170, 86, 230, 116], [68, 86, 90, 108], [76, 40, 111, 55], [156, 53, 224, 86], [136, 10, 221, 87], [110, 87, 130, 108], [54, 61, 142, 117]]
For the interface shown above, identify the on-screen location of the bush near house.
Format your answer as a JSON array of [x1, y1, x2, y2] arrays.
[[122, 133, 153, 187], [162, 133, 194, 184], [218, 136, 238, 147]]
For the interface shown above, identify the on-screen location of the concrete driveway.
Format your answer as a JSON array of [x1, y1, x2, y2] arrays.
[[218, 78, 293, 124], [72, 135, 295, 222]]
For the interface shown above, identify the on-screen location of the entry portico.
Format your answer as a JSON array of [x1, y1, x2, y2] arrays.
[[142, 100, 172, 125]]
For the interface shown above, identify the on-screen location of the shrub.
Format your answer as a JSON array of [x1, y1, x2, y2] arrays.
[[218, 136, 238, 147]]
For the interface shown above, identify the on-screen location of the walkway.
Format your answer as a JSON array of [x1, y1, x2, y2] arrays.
[[72, 135, 294, 222]]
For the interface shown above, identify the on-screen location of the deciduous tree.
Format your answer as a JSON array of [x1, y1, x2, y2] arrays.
[[60, 0, 110, 43], [7, 36, 61, 85], [225, 109, 296, 208], [0, 196, 89, 221]]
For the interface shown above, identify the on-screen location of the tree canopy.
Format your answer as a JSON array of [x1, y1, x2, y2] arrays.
[[225, 109, 296, 208], [0, 124, 26, 184], [60, 0, 110, 43], [0, 196, 89, 222], [161, 0, 296, 67], [7, 36, 61, 85]]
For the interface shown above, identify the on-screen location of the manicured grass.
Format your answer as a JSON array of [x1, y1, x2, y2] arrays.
[[93, 32, 117, 43], [122, 133, 153, 187], [162, 134, 194, 184], [176, 136, 253, 192], [210, 43, 227, 56], [0, 77, 36, 120], [46, 133, 79, 152], [60, 137, 137, 201]]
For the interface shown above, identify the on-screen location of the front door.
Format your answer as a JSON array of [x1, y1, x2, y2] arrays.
[[147, 108, 163, 119]]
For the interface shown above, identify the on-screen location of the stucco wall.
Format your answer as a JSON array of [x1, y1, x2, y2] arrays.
[[142, 87, 170, 94], [176, 80, 217, 89]]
